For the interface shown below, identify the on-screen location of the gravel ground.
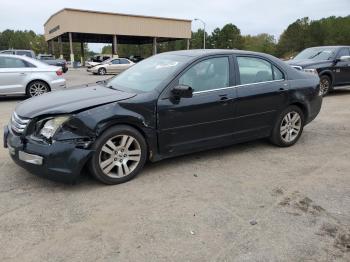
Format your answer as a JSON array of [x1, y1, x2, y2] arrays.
[[0, 70, 349, 261]]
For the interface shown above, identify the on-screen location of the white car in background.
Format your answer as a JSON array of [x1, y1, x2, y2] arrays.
[[87, 58, 134, 75], [0, 54, 66, 97]]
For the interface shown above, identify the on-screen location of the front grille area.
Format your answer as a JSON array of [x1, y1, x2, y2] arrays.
[[10, 112, 30, 134]]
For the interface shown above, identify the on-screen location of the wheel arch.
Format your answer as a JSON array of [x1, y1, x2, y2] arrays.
[[94, 120, 156, 160], [289, 101, 309, 121], [319, 70, 333, 85]]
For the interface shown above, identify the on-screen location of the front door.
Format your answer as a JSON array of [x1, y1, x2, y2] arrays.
[[157, 56, 237, 156], [334, 48, 350, 85], [233, 55, 289, 139]]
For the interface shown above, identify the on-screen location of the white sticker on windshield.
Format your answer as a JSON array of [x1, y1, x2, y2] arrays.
[[155, 62, 179, 69]]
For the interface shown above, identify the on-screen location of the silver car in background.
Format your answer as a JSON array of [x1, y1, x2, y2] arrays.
[[0, 54, 66, 97], [87, 58, 134, 75]]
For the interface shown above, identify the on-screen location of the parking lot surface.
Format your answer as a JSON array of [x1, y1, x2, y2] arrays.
[[0, 69, 349, 261]]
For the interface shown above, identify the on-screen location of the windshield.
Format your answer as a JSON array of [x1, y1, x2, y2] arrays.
[[294, 47, 337, 61], [106, 54, 191, 92]]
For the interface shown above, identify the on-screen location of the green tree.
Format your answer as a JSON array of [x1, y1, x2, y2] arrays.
[[208, 24, 243, 49], [191, 29, 207, 49], [277, 17, 310, 57], [243, 33, 277, 55]]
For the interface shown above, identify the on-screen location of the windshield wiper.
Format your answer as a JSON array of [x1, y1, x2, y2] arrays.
[[309, 51, 322, 59], [106, 85, 125, 92], [96, 80, 107, 86]]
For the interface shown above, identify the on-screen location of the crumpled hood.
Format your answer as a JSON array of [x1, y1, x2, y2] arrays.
[[286, 59, 333, 68], [15, 85, 136, 118]]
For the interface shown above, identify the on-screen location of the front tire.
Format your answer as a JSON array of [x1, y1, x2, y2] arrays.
[[98, 67, 107, 75], [270, 106, 305, 147], [89, 125, 147, 185], [319, 75, 332, 96]]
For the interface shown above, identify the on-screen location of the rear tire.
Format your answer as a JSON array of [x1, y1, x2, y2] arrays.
[[89, 125, 147, 185], [270, 106, 305, 147], [319, 75, 332, 96], [26, 80, 50, 97]]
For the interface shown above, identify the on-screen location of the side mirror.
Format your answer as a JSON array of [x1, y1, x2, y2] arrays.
[[339, 55, 350, 62], [171, 85, 193, 99]]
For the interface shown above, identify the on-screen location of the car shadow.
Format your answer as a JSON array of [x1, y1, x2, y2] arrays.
[[75, 138, 273, 188], [0, 96, 25, 102]]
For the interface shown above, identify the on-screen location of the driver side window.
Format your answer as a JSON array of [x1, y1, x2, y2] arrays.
[[337, 48, 350, 58], [179, 57, 229, 92]]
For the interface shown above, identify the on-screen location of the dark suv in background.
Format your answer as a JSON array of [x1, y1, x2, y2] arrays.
[[287, 46, 350, 96], [37, 54, 68, 73]]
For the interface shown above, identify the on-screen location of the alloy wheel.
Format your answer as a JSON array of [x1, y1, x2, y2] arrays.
[[99, 68, 106, 75], [280, 111, 302, 143], [98, 135, 142, 178], [320, 78, 330, 96], [29, 82, 48, 97]]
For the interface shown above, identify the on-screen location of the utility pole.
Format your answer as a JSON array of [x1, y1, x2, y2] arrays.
[[194, 18, 206, 49]]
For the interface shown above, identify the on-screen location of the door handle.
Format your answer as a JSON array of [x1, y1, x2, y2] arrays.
[[278, 87, 287, 92], [219, 96, 234, 104]]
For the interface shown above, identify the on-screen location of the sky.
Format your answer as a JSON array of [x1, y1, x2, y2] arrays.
[[0, 0, 349, 52]]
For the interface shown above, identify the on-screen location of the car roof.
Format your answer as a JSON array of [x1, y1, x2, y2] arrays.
[[0, 54, 54, 68], [304, 46, 350, 49], [162, 49, 276, 58]]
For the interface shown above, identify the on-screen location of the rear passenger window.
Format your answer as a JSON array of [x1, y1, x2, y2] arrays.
[[120, 59, 130, 64], [0, 57, 28, 68], [237, 56, 284, 84]]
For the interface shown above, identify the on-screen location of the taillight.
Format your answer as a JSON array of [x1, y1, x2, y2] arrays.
[[56, 70, 63, 76]]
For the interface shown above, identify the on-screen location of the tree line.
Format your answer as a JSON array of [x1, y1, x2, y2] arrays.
[[0, 29, 88, 60], [0, 15, 349, 60]]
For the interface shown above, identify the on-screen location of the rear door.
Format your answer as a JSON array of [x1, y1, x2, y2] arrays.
[[118, 58, 133, 73], [334, 48, 350, 85], [233, 55, 289, 139], [0, 56, 34, 95]]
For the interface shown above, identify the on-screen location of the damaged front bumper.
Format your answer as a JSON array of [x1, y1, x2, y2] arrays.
[[4, 126, 93, 183]]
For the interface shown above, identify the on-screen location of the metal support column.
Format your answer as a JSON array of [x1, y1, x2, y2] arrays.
[[112, 35, 118, 57], [69, 32, 74, 63], [80, 42, 85, 66], [152, 37, 157, 55], [186, 39, 190, 50], [47, 41, 51, 54], [51, 40, 55, 55], [58, 36, 63, 59]]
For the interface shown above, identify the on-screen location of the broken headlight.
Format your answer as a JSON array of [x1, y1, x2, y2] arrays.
[[39, 115, 71, 139]]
